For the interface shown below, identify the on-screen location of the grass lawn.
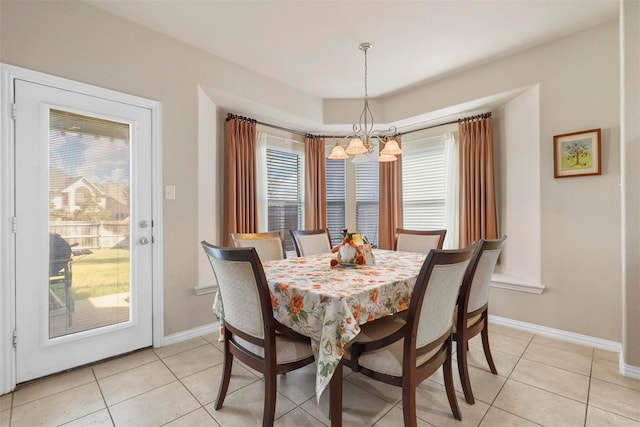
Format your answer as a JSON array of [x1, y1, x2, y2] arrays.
[[68, 248, 130, 300]]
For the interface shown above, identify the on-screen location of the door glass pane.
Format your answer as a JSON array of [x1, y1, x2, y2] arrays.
[[48, 109, 131, 338]]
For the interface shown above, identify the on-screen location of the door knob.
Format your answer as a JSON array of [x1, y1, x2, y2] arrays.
[[140, 237, 149, 245]]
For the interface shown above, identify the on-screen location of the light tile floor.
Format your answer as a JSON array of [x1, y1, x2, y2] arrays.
[[2, 324, 639, 426]]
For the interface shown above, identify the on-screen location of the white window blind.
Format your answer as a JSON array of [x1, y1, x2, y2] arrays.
[[267, 147, 302, 251], [402, 136, 446, 230], [325, 159, 345, 245], [355, 160, 379, 247]]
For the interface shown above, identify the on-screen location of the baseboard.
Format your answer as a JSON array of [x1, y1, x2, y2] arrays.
[[158, 321, 220, 347], [620, 356, 640, 380], [488, 315, 622, 353]]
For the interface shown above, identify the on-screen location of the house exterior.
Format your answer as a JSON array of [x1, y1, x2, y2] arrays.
[[1, 0, 638, 386]]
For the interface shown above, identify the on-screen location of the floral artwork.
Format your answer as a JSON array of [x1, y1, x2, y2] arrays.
[[554, 129, 601, 178]]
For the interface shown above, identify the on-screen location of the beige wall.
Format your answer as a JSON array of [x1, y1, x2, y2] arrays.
[[1, 0, 632, 357], [0, 0, 320, 335]]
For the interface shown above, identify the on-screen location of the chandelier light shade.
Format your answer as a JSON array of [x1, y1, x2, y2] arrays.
[[327, 42, 402, 163], [327, 141, 349, 160]]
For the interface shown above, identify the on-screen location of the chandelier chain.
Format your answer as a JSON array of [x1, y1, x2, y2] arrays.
[[363, 45, 368, 101]]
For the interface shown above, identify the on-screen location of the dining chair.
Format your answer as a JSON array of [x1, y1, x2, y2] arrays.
[[290, 228, 332, 257], [395, 228, 447, 254], [201, 241, 315, 427], [344, 246, 474, 426], [229, 231, 286, 262], [454, 236, 506, 405]]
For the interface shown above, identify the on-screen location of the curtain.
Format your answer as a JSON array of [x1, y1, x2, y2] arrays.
[[223, 116, 257, 245], [458, 116, 497, 248], [256, 132, 268, 232], [377, 137, 403, 250], [443, 131, 459, 249], [304, 136, 327, 229]]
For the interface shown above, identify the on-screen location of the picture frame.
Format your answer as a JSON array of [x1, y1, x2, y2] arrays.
[[553, 128, 601, 178]]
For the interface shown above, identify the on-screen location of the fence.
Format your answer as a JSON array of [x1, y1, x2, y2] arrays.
[[49, 221, 129, 249]]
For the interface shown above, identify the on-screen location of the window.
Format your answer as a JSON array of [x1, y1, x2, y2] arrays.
[[402, 135, 446, 230], [355, 160, 379, 247], [266, 147, 302, 251], [325, 159, 346, 245]]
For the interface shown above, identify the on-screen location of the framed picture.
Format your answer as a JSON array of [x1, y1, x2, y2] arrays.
[[553, 128, 601, 178]]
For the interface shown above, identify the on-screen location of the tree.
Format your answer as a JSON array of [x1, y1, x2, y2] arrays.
[[563, 141, 591, 168], [73, 196, 112, 221]]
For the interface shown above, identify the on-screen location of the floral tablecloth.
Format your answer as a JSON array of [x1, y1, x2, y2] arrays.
[[264, 249, 426, 400]]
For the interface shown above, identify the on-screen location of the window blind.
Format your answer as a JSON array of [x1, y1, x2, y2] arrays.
[[402, 136, 446, 230], [355, 159, 379, 247], [267, 148, 302, 251], [325, 159, 345, 245]]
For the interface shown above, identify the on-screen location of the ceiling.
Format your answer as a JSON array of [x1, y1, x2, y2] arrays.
[[84, 1, 618, 101]]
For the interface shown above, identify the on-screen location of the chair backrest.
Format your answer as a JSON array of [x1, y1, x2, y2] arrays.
[[229, 231, 286, 262], [290, 229, 332, 257], [459, 236, 506, 314], [406, 247, 474, 349], [395, 228, 447, 254], [201, 241, 273, 342]]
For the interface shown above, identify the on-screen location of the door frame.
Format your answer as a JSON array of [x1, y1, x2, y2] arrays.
[[0, 63, 164, 394]]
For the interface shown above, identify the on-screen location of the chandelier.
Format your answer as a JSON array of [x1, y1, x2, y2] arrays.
[[328, 42, 402, 163]]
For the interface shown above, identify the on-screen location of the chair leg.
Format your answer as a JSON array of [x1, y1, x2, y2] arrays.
[[263, 371, 277, 427], [457, 335, 475, 405], [214, 348, 233, 410], [401, 378, 418, 427], [481, 321, 498, 375], [444, 344, 462, 420]]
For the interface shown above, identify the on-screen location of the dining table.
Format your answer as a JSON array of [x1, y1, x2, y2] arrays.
[[212, 248, 427, 425], [261, 249, 427, 426]]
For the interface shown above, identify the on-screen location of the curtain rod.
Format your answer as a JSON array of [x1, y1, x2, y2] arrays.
[[225, 111, 491, 140]]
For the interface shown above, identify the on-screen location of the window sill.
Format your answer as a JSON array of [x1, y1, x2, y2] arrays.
[[490, 273, 545, 294]]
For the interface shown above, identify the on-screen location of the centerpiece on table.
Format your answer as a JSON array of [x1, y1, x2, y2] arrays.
[[330, 231, 374, 266]]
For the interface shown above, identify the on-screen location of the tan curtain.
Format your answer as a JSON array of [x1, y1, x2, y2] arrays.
[[458, 116, 497, 247], [378, 137, 403, 250], [304, 136, 327, 229], [223, 116, 257, 245]]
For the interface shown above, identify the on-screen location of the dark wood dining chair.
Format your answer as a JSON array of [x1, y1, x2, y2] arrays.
[[290, 228, 332, 257], [454, 236, 506, 404], [343, 246, 475, 426], [395, 228, 447, 253], [201, 242, 315, 427], [229, 231, 286, 262]]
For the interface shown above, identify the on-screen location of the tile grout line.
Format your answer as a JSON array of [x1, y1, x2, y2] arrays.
[[477, 331, 544, 426], [91, 366, 116, 427], [154, 344, 213, 425], [584, 347, 594, 427]]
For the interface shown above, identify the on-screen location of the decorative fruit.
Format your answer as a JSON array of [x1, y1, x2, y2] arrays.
[[330, 258, 339, 267]]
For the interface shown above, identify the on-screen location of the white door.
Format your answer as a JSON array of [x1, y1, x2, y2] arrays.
[[14, 79, 154, 382]]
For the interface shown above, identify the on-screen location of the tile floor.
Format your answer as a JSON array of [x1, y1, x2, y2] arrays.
[[1, 324, 639, 426]]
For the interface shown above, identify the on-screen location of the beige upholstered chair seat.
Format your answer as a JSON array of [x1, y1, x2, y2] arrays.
[[452, 306, 482, 332], [345, 333, 443, 377], [237, 335, 313, 364]]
